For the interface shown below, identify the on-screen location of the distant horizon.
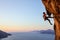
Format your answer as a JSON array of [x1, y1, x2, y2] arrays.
[[0, 29, 54, 32]]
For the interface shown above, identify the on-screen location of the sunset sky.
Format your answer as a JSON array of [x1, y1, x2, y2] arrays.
[[0, 0, 54, 32]]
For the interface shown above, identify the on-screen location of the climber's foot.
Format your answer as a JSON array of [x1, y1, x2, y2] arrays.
[[50, 23, 52, 25]]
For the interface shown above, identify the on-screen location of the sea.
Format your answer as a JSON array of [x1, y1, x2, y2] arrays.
[[2, 32, 55, 40]]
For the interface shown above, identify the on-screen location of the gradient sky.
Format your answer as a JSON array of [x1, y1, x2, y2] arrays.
[[0, 0, 54, 32]]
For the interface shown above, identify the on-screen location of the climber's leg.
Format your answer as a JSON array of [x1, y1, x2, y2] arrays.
[[47, 18, 52, 25]]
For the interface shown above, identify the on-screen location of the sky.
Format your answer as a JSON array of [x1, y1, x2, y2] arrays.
[[0, 0, 54, 32]]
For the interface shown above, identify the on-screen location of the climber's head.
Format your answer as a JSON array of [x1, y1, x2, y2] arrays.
[[43, 12, 45, 14]]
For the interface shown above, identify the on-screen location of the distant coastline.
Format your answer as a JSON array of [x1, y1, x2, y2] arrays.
[[40, 29, 54, 34], [31, 29, 54, 34], [0, 30, 11, 39]]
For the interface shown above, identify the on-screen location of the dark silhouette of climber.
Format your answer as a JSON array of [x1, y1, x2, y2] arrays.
[[43, 12, 52, 25]]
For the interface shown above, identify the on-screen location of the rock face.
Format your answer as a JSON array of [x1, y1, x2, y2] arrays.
[[42, 0, 60, 40], [0, 30, 11, 39]]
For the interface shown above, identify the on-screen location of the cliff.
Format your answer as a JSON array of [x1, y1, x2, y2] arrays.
[[0, 30, 11, 39]]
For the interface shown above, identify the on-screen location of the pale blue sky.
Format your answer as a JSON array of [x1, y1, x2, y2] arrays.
[[0, 0, 54, 32]]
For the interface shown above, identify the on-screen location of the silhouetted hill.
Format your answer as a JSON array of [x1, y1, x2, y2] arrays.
[[40, 29, 54, 34], [31, 29, 54, 34], [0, 30, 11, 39]]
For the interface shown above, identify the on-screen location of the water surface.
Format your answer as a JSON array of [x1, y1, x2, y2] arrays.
[[2, 32, 54, 40]]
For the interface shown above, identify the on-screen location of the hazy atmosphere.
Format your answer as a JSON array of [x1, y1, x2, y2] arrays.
[[0, 0, 55, 40], [0, 0, 54, 32]]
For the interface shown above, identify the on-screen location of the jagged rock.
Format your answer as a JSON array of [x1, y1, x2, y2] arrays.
[[42, 0, 60, 40]]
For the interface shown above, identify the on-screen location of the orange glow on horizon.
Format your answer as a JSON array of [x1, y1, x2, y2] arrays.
[[0, 25, 53, 32]]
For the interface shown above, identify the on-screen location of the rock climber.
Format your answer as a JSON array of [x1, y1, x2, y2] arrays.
[[43, 12, 52, 25]]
